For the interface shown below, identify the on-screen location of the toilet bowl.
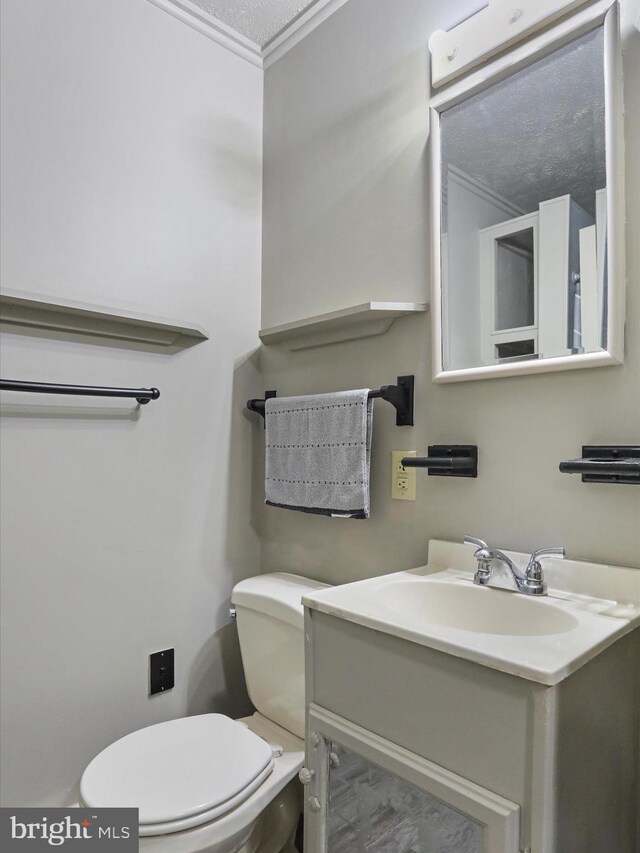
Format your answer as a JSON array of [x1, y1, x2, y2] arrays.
[[79, 573, 328, 853]]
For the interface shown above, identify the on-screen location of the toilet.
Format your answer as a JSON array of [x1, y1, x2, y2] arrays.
[[79, 573, 328, 853]]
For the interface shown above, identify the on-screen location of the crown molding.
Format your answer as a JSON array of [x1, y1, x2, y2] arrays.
[[262, 0, 352, 68], [147, 0, 352, 69], [145, 0, 264, 68]]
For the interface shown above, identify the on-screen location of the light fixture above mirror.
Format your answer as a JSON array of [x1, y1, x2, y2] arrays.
[[428, 0, 625, 382]]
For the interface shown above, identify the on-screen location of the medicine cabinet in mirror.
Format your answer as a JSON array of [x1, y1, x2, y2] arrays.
[[429, 1, 625, 382]]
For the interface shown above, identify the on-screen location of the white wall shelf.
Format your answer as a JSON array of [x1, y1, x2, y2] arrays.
[[259, 302, 428, 350], [0, 289, 209, 347]]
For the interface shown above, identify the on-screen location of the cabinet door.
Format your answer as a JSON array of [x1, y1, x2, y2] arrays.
[[304, 705, 520, 853]]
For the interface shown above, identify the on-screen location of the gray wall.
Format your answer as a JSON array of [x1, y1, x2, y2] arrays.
[[260, 0, 640, 584], [0, 0, 262, 806]]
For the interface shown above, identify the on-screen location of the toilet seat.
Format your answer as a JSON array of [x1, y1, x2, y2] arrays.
[[80, 714, 275, 836]]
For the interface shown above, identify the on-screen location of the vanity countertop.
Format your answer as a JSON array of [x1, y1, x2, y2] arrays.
[[303, 540, 640, 685]]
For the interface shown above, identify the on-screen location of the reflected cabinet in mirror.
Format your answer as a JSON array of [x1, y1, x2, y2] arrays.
[[430, 2, 625, 382]]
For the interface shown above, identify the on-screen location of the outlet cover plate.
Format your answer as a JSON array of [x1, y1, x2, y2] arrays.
[[392, 450, 416, 500]]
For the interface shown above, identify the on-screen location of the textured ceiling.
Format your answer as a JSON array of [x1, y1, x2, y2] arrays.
[[442, 26, 606, 217], [190, 0, 319, 46]]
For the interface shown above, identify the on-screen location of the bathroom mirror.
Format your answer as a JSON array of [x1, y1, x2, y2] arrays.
[[430, 2, 625, 382]]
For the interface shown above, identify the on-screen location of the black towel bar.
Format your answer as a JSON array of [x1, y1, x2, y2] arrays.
[[559, 446, 640, 484], [0, 379, 160, 405], [247, 375, 414, 426], [402, 445, 478, 478]]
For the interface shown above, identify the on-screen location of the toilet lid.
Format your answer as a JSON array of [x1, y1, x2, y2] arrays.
[[80, 714, 275, 827]]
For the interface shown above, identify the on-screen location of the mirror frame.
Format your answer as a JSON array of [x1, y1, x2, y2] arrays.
[[429, 0, 625, 383]]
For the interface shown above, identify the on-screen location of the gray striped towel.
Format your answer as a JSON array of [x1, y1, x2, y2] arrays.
[[264, 389, 373, 518]]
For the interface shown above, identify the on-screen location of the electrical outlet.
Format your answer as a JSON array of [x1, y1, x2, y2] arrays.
[[391, 451, 416, 500]]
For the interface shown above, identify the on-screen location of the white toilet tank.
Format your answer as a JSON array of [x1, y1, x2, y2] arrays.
[[231, 573, 329, 740]]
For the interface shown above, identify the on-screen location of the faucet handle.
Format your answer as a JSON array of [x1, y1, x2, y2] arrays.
[[529, 546, 565, 565], [464, 536, 493, 585], [464, 535, 489, 551], [523, 547, 564, 595]]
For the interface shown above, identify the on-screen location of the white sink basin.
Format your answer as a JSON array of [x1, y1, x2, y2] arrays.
[[303, 540, 640, 685], [377, 579, 579, 636]]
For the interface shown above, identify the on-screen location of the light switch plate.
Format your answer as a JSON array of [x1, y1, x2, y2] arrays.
[[391, 450, 416, 500]]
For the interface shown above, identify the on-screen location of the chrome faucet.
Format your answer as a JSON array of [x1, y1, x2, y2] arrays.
[[464, 536, 565, 596]]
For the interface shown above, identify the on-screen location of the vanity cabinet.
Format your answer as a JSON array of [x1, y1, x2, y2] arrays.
[[302, 608, 639, 853]]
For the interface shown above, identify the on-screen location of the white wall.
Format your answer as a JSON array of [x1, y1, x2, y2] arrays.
[[0, 0, 262, 806], [259, 0, 640, 582]]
